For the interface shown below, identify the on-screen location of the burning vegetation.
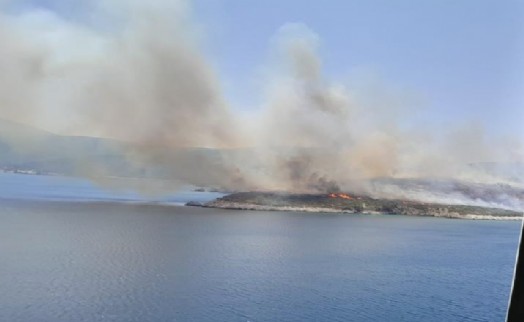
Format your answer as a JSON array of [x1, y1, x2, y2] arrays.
[[187, 191, 523, 220], [328, 193, 356, 200]]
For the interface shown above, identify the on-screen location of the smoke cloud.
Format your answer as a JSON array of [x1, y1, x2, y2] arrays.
[[0, 0, 522, 202]]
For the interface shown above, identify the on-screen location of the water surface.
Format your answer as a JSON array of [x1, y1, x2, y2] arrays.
[[0, 173, 520, 321]]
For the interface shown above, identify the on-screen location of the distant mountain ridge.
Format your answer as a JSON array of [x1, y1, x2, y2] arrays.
[[0, 119, 232, 180], [0, 119, 130, 176], [2, 118, 524, 189]]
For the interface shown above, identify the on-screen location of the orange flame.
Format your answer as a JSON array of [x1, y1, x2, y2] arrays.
[[328, 193, 353, 200]]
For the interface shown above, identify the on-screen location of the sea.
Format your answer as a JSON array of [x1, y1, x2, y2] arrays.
[[0, 173, 521, 322]]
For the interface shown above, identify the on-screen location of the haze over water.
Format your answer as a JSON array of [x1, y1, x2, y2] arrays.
[[0, 173, 520, 321]]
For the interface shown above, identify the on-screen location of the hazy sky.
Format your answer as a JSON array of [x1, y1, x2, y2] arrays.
[[192, 0, 524, 136], [3, 0, 524, 139]]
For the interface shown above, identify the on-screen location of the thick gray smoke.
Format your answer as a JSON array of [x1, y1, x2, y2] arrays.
[[0, 0, 237, 147], [0, 0, 522, 205]]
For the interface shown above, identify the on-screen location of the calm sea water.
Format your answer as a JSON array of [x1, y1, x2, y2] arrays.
[[0, 173, 521, 321]]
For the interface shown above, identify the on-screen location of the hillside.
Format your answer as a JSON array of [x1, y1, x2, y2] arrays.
[[0, 119, 130, 176], [193, 191, 522, 220]]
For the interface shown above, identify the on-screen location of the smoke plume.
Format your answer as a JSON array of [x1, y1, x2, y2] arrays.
[[0, 0, 522, 204]]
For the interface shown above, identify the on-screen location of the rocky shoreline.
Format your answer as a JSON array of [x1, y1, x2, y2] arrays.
[[187, 192, 523, 220]]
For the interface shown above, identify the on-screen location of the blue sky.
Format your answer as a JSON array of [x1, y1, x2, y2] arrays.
[[193, 0, 524, 137]]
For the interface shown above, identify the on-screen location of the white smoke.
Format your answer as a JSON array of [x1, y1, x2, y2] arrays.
[[0, 0, 522, 202]]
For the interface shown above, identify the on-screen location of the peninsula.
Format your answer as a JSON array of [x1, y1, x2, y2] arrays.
[[187, 191, 522, 220]]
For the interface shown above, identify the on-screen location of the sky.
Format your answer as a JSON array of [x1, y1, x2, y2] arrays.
[[2, 0, 524, 138], [192, 0, 524, 136]]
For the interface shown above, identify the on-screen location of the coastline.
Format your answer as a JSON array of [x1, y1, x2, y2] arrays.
[[188, 192, 524, 220]]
